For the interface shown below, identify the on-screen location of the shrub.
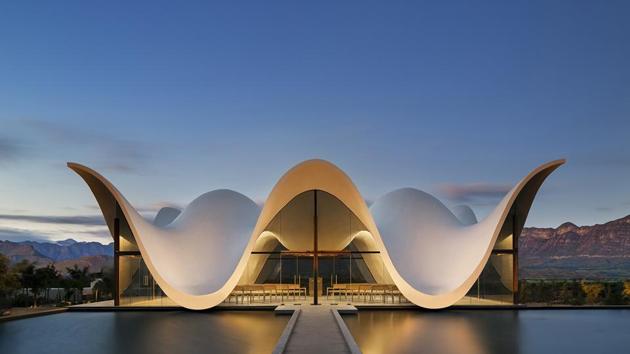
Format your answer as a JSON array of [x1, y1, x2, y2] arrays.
[[580, 282, 605, 304]]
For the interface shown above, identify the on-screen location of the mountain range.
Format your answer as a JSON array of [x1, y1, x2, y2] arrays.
[[519, 215, 630, 279], [1, 215, 630, 279], [0, 238, 113, 274]]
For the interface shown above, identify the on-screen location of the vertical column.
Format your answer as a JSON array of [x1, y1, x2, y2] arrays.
[[512, 211, 519, 305], [349, 253, 352, 284], [313, 190, 319, 305], [114, 216, 120, 306]]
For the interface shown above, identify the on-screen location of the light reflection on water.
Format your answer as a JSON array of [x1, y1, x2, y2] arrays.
[[0, 311, 288, 354], [343, 309, 630, 354]]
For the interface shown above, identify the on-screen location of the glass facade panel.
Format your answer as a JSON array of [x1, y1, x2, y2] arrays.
[[115, 205, 173, 306], [116, 206, 139, 252], [494, 210, 514, 251], [494, 234, 513, 250], [239, 190, 401, 304], [350, 253, 376, 284], [458, 208, 517, 306], [296, 256, 311, 291], [461, 253, 514, 305], [494, 213, 514, 250], [118, 255, 174, 306]]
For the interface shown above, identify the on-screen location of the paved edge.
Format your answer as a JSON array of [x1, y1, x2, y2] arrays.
[[272, 308, 301, 354], [331, 309, 362, 354], [355, 304, 630, 311], [0, 307, 68, 323], [68, 305, 276, 312], [274, 305, 301, 315], [336, 305, 358, 315]]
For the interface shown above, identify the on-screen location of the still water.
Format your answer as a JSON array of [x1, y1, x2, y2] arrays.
[[0, 311, 288, 354], [343, 309, 630, 354]]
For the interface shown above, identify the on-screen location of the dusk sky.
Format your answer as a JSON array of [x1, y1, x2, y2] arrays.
[[1, 1, 629, 243]]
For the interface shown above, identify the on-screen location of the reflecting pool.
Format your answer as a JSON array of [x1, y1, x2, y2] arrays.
[[0, 311, 288, 354], [343, 309, 630, 354]]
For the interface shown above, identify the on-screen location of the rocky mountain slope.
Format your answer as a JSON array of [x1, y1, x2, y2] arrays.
[[18, 238, 113, 261], [0, 238, 113, 274], [520, 215, 630, 279]]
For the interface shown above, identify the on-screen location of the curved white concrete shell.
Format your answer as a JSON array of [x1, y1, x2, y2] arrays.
[[68, 158, 564, 309]]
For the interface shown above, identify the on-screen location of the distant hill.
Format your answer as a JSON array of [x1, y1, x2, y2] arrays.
[[22, 238, 113, 261], [520, 215, 630, 279], [53, 255, 113, 275], [0, 238, 113, 274]]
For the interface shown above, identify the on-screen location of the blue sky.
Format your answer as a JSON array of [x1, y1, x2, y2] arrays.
[[1, 1, 629, 242]]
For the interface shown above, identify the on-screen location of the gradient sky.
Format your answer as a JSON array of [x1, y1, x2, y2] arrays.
[[1, 1, 629, 243]]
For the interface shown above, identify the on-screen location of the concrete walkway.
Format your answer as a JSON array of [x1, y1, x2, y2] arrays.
[[0, 306, 67, 322], [282, 305, 360, 354]]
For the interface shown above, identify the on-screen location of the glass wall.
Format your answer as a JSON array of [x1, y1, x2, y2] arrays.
[[494, 211, 514, 250], [240, 190, 398, 304], [114, 204, 175, 306], [458, 206, 518, 306], [461, 253, 514, 305], [459, 208, 517, 306], [117, 206, 139, 252], [118, 255, 174, 306]]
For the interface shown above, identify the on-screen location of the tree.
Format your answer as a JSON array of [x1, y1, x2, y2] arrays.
[[623, 281, 630, 304], [60, 277, 74, 303], [92, 279, 106, 302], [66, 265, 90, 304], [30, 267, 45, 307], [0, 254, 20, 310], [536, 280, 554, 304], [558, 281, 573, 304], [91, 267, 114, 302], [581, 281, 605, 304], [604, 281, 624, 305], [14, 261, 44, 307], [12, 260, 33, 296], [557, 280, 585, 305], [101, 267, 114, 299], [35, 264, 60, 305]]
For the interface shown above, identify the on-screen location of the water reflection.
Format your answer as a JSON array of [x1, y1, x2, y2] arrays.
[[344, 310, 630, 354], [0, 311, 288, 354], [344, 310, 518, 354]]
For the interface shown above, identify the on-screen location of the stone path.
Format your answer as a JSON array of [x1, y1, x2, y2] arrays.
[[282, 305, 359, 354]]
